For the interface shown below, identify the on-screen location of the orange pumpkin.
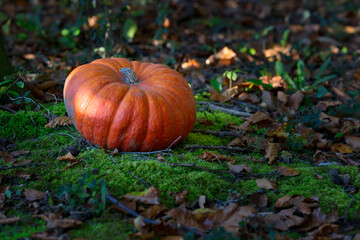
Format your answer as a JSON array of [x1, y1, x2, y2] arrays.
[[63, 58, 196, 152]]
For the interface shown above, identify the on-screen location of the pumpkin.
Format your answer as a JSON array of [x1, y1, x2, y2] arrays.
[[63, 58, 196, 152]]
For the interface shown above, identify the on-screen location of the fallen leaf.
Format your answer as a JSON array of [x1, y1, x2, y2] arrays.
[[143, 204, 167, 220], [275, 166, 301, 176], [0, 150, 16, 165], [263, 208, 304, 231], [46, 218, 82, 229], [331, 143, 353, 153], [209, 87, 230, 103], [198, 151, 236, 164], [45, 116, 72, 128], [123, 186, 161, 205], [57, 152, 77, 161], [32, 230, 70, 240], [316, 101, 342, 111], [196, 119, 215, 126], [287, 91, 304, 110], [215, 46, 236, 60], [345, 135, 360, 150], [0, 217, 21, 224], [275, 195, 304, 210], [169, 190, 188, 206], [265, 143, 279, 165], [277, 91, 289, 104], [332, 87, 351, 102], [16, 171, 31, 180], [60, 159, 82, 171], [10, 150, 30, 158], [24, 189, 46, 201], [227, 163, 252, 173], [181, 58, 200, 69], [238, 92, 259, 104], [251, 192, 268, 208], [261, 90, 276, 108], [256, 178, 276, 189]]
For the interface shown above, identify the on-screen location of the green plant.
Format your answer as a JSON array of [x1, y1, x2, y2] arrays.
[[275, 57, 336, 91], [280, 29, 290, 47], [252, 125, 267, 153], [0, 68, 31, 105], [222, 69, 245, 88]]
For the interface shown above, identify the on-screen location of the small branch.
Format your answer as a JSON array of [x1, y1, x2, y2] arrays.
[[128, 171, 151, 188], [196, 101, 252, 117], [0, 105, 17, 113], [344, 194, 356, 224], [106, 193, 160, 225], [184, 145, 248, 152], [191, 129, 243, 138], [122, 149, 172, 155]]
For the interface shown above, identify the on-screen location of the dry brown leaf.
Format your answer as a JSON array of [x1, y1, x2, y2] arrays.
[[169, 190, 188, 206], [143, 204, 167, 220], [57, 152, 76, 161], [160, 236, 184, 240], [238, 92, 259, 104], [316, 101, 342, 111], [299, 208, 338, 232], [331, 143, 353, 153], [123, 186, 161, 205], [261, 90, 276, 108], [0, 217, 21, 224], [32, 230, 69, 240], [45, 116, 72, 128], [251, 192, 268, 208], [256, 178, 276, 189], [287, 91, 304, 110], [156, 153, 167, 163], [110, 200, 137, 214], [24, 189, 46, 201], [332, 87, 351, 102], [345, 135, 360, 150], [196, 119, 215, 126], [60, 159, 82, 171], [10, 150, 30, 158], [275, 166, 301, 177], [275, 195, 305, 210], [181, 59, 200, 69], [198, 151, 236, 164], [0, 150, 16, 165], [215, 46, 236, 60], [209, 87, 230, 103], [277, 91, 289, 104], [265, 143, 279, 165], [16, 171, 31, 180], [46, 218, 82, 229], [263, 208, 304, 231], [227, 162, 252, 174]]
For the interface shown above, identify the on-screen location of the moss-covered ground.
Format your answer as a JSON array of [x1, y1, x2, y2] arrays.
[[0, 101, 359, 239]]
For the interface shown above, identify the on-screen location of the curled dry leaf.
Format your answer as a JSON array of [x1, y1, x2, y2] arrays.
[[57, 152, 76, 161], [198, 151, 236, 164], [169, 190, 188, 206], [251, 192, 268, 208], [275, 166, 301, 176], [45, 116, 72, 128], [24, 189, 46, 201], [227, 162, 252, 174], [256, 178, 276, 189], [263, 208, 304, 231], [142, 204, 167, 220], [265, 143, 279, 165], [287, 91, 304, 110], [123, 186, 161, 205]]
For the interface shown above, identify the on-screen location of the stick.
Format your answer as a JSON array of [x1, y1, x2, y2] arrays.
[[184, 145, 248, 152], [106, 193, 159, 225], [196, 101, 252, 117], [191, 129, 243, 138], [128, 171, 151, 188]]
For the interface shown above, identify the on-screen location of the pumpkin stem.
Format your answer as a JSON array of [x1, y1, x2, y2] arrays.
[[119, 67, 138, 84]]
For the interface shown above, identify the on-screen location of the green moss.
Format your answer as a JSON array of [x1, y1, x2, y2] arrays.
[[0, 217, 46, 240], [0, 110, 51, 140], [69, 212, 133, 240], [195, 110, 244, 131]]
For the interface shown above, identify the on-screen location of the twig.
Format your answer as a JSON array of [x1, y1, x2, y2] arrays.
[[184, 145, 248, 152], [196, 101, 252, 117], [129, 171, 151, 188], [122, 149, 172, 155], [106, 193, 160, 224], [344, 194, 356, 224], [0, 162, 47, 171], [191, 129, 243, 138], [0, 105, 17, 113]]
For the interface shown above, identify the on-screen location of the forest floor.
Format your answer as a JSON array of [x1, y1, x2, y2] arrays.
[[1, 0, 360, 239]]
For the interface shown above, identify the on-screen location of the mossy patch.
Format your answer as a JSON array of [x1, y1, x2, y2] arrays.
[[1, 102, 360, 237], [0, 217, 46, 240]]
